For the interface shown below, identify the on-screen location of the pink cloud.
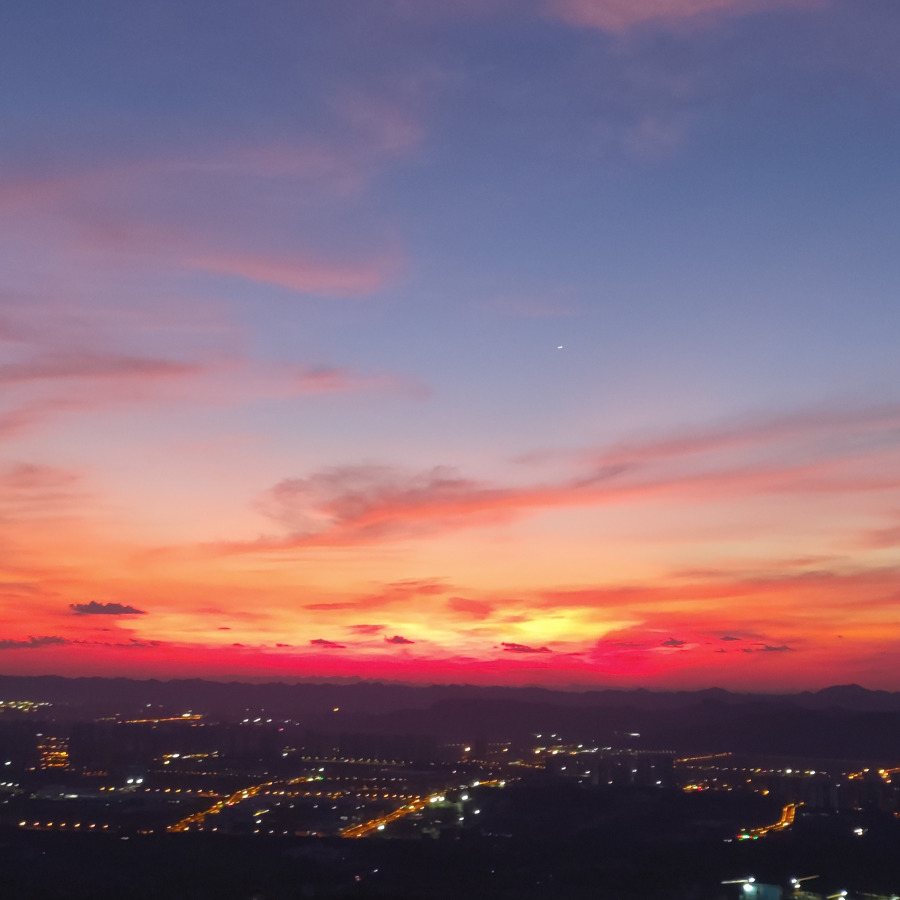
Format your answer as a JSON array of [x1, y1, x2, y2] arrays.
[[0, 463, 87, 519], [544, 0, 824, 32], [595, 404, 900, 470], [338, 579, 451, 613], [229, 445, 900, 553], [271, 364, 427, 400], [188, 251, 400, 297], [251, 464, 519, 547], [0, 357, 424, 438], [382, 579, 448, 597], [0, 351, 200, 385], [541, 566, 900, 612], [0, 128, 413, 301], [0, 290, 424, 438], [858, 517, 900, 549]]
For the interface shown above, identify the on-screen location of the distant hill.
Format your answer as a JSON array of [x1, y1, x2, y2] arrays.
[[2, 674, 900, 758], [1, 673, 899, 714]]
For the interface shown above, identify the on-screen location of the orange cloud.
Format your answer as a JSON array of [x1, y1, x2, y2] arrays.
[[447, 597, 495, 620]]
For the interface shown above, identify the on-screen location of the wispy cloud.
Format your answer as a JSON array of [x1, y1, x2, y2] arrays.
[[221, 402, 900, 553], [188, 251, 400, 297], [310, 638, 346, 649], [501, 641, 551, 653], [0, 312, 423, 441], [0, 635, 69, 650], [447, 597, 495, 620], [0, 352, 200, 385], [544, 0, 824, 33], [0, 463, 87, 518], [348, 624, 385, 635]]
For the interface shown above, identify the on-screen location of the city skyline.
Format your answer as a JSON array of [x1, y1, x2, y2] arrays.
[[1, 0, 899, 690]]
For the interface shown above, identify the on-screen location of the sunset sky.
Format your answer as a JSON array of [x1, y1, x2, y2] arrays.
[[2, 0, 899, 691]]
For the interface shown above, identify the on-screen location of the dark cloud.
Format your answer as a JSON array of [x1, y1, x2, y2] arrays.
[[757, 644, 794, 652], [0, 635, 69, 650], [348, 624, 385, 635], [218, 626, 231, 630], [661, 637, 685, 647], [124, 638, 161, 648], [720, 635, 740, 641], [69, 601, 146, 616], [501, 642, 550, 653], [275, 642, 292, 648], [0, 635, 162, 651], [384, 634, 414, 644], [311, 638, 346, 649]]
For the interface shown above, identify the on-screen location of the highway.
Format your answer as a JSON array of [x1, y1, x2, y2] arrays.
[[340, 795, 432, 838], [741, 802, 802, 839], [168, 780, 275, 832], [340, 778, 507, 839]]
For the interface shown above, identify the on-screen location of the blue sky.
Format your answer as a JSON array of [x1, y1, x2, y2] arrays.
[[1, 0, 899, 689]]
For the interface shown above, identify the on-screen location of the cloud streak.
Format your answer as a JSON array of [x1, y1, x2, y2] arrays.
[[189, 251, 400, 298], [220, 403, 900, 553], [0, 636, 69, 650], [544, 0, 823, 32], [501, 642, 551, 653]]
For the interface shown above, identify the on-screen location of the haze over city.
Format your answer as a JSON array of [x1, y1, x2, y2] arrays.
[[2, 0, 899, 691]]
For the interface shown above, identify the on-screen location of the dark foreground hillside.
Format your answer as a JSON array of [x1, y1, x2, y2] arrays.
[[1, 808, 899, 900]]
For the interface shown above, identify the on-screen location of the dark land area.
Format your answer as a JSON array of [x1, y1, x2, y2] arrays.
[[1, 675, 899, 899]]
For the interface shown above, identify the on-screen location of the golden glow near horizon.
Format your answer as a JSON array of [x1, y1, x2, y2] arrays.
[[2, 0, 900, 692]]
